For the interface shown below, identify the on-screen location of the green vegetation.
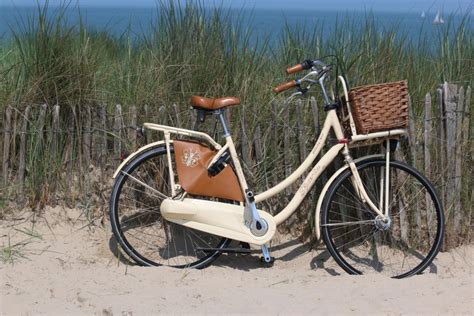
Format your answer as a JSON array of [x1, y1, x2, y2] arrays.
[[0, 1, 472, 230], [1, 1, 472, 113]]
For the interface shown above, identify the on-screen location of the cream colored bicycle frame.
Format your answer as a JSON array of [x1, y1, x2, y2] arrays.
[[114, 76, 407, 243], [133, 114, 403, 236]]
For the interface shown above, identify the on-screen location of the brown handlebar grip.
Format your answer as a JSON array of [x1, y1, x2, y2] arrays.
[[273, 80, 297, 94], [286, 64, 304, 75]]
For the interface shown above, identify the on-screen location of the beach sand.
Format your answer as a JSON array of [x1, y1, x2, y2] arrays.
[[1, 206, 472, 315]]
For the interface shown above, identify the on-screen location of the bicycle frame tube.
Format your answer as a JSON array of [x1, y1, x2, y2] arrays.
[[249, 108, 384, 223], [254, 109, 344, 203], [140, 109, 386, 226]]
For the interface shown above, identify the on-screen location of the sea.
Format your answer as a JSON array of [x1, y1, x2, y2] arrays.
[[0, 5, 472, 45]]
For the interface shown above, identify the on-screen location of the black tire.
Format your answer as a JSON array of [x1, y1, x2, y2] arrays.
[[321, 159, 444, 278], [109, 145, 231, 268]]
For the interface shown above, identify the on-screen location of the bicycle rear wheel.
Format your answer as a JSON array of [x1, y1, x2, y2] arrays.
[[321, 159, 444, 278], [109, 145, 230, 268]]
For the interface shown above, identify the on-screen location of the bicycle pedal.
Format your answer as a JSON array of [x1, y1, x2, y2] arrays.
[[259, 256, 275, 267]]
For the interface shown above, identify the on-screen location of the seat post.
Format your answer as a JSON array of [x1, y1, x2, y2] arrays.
[[218, 110, 231, 137]]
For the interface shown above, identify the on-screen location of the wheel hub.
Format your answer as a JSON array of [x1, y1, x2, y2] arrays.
[[375, 215, 392, 230]]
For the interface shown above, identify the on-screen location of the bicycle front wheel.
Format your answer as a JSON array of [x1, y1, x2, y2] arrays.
[[109, 145, 230, 268], [321, 159, 444, 278]]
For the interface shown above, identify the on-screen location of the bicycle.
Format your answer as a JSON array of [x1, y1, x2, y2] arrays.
[[109, 59, 444, 278]]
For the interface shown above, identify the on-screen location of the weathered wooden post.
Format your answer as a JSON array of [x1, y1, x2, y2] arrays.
[[240, 107, 251, 170], [65, 106, 76, 204], [310, 97, 320, 135], [99, 105, 107, 166], [283, 100, 292, 194], [463, 86, 472, 237], [254, 124, 263, 163], [271, 100, 279, 186], [408, 95, 417, 167], [453, 87, 464, 239], [51, 105, 60, 162], [114, 104, 122, 163], [423, 93, 433, 240], [2, 106, 12, 189], [436, 87, 446, 229], [129, 105, 137, 150], [83, 105, 92, 168], [18, 106, 31, 194], [50, 104, 60, 204], [444, 82, 458, 247], [296, 99, 307, 165], [173, 103, 181, 128]]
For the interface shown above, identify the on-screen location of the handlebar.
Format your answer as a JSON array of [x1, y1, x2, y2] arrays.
[[273, 58, 334, 105], [273, 80, 298, 94], [285, 59, 313, 75]]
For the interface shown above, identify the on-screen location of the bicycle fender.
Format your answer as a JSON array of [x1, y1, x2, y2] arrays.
[[315, 154, 384, 240], [112, 140, 169, 178]]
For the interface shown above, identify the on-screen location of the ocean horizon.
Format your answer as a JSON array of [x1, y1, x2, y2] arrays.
[[1, 5, 472, 44]]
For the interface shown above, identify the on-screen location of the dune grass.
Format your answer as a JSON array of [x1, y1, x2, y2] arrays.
[[1, 1, 470, 113], [0, 1, 472, 221]]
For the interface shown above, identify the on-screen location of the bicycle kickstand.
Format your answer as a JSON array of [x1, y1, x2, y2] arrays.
[[260, 244, 275, 266]]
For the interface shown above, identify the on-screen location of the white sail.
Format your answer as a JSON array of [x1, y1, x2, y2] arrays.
[[421, 11, 426, 18], [433, 11, 445, 24]]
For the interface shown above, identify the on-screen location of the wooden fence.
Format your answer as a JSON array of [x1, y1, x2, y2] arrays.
[[1, 82, 472, 246]]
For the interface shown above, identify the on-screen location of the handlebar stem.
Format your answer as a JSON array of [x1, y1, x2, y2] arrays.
[[318, 74, 332, 105]]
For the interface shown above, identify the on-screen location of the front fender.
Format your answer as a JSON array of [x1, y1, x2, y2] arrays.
[[314, 154, 384, 240], [112, 140, 170, 178]]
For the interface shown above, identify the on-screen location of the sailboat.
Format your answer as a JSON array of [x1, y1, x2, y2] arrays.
[[433, 10, 444, 25], [421, 11, 426, 18]]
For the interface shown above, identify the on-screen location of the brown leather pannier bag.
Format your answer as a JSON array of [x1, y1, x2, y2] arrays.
[[174, 140, 244, 201]]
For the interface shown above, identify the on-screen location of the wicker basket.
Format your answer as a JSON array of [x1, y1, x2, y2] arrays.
[[347, 80, 409, 134]]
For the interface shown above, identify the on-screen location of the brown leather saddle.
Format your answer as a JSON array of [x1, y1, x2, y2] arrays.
[[190, 96, 240, 111]]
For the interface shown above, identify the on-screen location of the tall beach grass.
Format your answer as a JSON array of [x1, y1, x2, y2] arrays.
[[0, 1, 472, 220]]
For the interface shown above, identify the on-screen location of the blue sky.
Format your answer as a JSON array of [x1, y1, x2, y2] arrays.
[[2, 0, 473, 13]]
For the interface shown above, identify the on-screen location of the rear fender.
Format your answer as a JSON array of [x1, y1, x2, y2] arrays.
[[315, 154, 384, 240], [112, 140, 169, 178]]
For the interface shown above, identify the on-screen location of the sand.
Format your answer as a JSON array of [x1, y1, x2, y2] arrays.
[[1, 206, 473, 315]]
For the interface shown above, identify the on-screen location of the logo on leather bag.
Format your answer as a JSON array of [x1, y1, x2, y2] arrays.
[[182, 149, 201, 167]]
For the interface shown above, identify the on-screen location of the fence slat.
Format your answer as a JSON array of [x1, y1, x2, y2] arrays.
[[271, 101, 279, 186], [465, 86, 473, 236], [18, 106, 31, 194], [173, 103, 181, 128], [254, 124, 263, 163], [114, 104, 122, 161], [407, 95, 422, 239], [283, 101, 292, 194], [129, 105, 137, 150], [408, 95, 417, 166], [296, 100, 307, 165], [3, 106, 12, 188], [436, 87, 446, 225], [83, 105, 92, 167], [99, 105, 107, 166], [50, 104, 60, 204], [453, 87, 464, 238], [51, 105, 60, 162], [240, 112, 251, 170], [65, 106, 75, 204], [311, 97, 320, 135], [444, 82, 458, 246], [423, 93, 433, 241]]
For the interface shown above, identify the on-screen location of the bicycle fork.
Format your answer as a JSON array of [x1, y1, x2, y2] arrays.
[[344, 148, 388, 220]]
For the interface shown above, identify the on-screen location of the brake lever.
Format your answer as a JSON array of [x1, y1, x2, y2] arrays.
[[297, 86, 309, 94], [284, 90, 304, 103]]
